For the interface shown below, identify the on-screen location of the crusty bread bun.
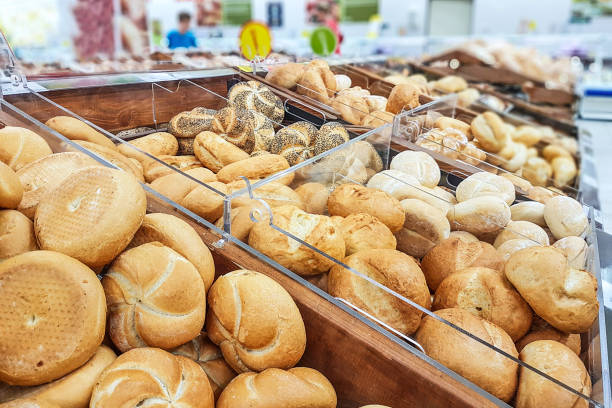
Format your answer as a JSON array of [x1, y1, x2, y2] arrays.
[[527, 185, 557, 204], [389, 150, 440, 188], [362, 110, 394, 127], [0, 399, 59, 407], [385, 83, 420, 114], [515, 323, 580, 356], [435, 75, 468, 93], [116, 131, 178, 164], [447, 196, 511, 236], [143, 155, 203, 182], [552, 236, 588, 269], [551, 156, 577, 188], [522, 157, 552, 187], [328, 183, 405, 233], [0, 210, 37, 260], [515, 340, 591, 408], [171, 333, 236, 400], [0, 162, 23, 209], [505, 246, 598, 333], [433, 267, 532, 341], [217, 154, 292, 184], [90, 347, 214, 408], [149, 167, 216, 201], [228, 180, 304, 210], [340, 213, 396, 255], [35, 166, 146, 268], [249, 205, 345, 276], [168, 107, 216, 139], [194, 131, 250, 173], [0, 251, 106, 386], [72, 140, 144, 181], [296, 60, 336, 104], [470, 112, 510, 153], [216, 367, 337, 408], [16, 152, 100, 219], [0, 127, 52, 171], [415, 308, 518, 402], [512, 125, 542, 147], [448, 230, 479, 242], [332, 91, 369, 125], [295, 182, 330, 215], [129, 213, 215, 291], [0, 346, 116, 408], [265, 62, 305, 89], [455, 172, 515, 205], [103, 242, 206, 352], [329, 249, 430, 335], [493, 220, 549, 248], [510, 201, 546, 227], [396, 199, 450, 258], [45, 116, 116, 150], [206, 270, 306, 373], [434, 117, 471, 137], [421, 235, 504, 291], [214, 202, 267, 242], [496, 239, 539, 261], [544, 196, 588, 239]]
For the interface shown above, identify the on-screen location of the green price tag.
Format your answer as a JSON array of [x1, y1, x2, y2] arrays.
[[310, 27, 337, 57]]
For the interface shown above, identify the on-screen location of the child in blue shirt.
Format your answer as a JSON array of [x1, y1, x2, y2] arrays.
[[167, 12, 197, 49]]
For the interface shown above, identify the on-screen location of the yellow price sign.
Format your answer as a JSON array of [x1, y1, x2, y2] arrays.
[[239, 21, 272, 61]]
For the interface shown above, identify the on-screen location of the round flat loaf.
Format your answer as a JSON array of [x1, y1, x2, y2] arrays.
[[0, 161, 23, 209], [0, 251, 106, 386], [0, 126, 52, 171], [35, 166, 146, 268], [45, 116, 116, 150], [0, 210, 37, 260]]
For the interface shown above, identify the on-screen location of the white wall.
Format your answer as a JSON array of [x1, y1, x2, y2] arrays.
[[472, 0, 572, 34]]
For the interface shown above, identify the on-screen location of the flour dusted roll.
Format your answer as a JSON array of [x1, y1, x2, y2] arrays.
[[228, 80, 284, 124], [167, 107, 216, 138], [500, 173, 532, 193], [268, 121, 315, 165], [0, 127, 52, 171], [45, 116, 116, 150], [129, 213, 215, 291], [552, 236, 588, 269], [455, 171, 515, 205], [470, 112, 509, 153], [389, 150, 440, 188], [103, 242, 206, 351], [551, 156, 577, 187], [0, 162, 23, 209], [207, 270, 306, 373], [447, 196, 511, 236], [249, 205, 345, 276], [194, 131, 250, 172], [217, 367, 337, 408], [35, 166, 146, 268], [72, 140, 144, 181], [143, 155, 203, 182], [217, 154, 292, 184], [510, 201, 546, 227], [116, 131, 178, 164], [544, 196, 588, 239], [493, 220, 549, 248], [415, 308, 519, 402], [329, 249, 431, 335], [0, 210, 37, 260], [90, 347, 214, 408], [396, 199, 450, 258], [0, 251, 106, 386], [340, 213, 397, 255]]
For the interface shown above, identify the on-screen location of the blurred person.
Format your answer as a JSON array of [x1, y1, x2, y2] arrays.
[[167, 12, 197, 49]]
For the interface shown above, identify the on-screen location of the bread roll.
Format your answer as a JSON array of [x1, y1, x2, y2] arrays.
[[362, 110, 394, 127], [149, 167, 216, 201], [171, 333, 236, 400], [296, 60, 336, 104], [129, 213, 215, 291], [447, 196, 511, 236], [207, 270, 306, 373], [216, 154, 292, 184], [470, 112, 509, 153], [510, 201, 546, 227], [340, 213, 396, 255], [435, 75, 468, 93], [395, 199, 450, 258], [328, 183, 405, 233], [516, 325, 580, 356], [143, 155, 203, 182], [35, 166, 146, 268], [512, 126, 542, 147], [0, 162, 23, 209], [45, 116, 116, 150], [215, 202, 265, 242], [500, 172, 532, 193], [249, 205, 345, 276], [329, 249, 431, 335], [216, 367, 337, 408], [551, 156, 577, 188], [167, 107, 216, 138], [313, 122, 349, 157], [527, 185, 557, 204], [332, 91, 369, 125], [385, 83, 420, 114], [116, 131, 178, 164], [544, 196, 588, 239], [389, 150, 440, 188], [228, 180, 304, 210], [434, 117, 471, 136], [433, 267, 532, 341], [90, 347, 214, 408], [0, 127, 52, 171], [16, 152, 100, 219], [421, 235, 504, 291], [0, 399, 59, 407], [515, 341, 591, 408], [295, 182, 330, 215], [456, 172, 515, 205], [228, 81, 284, 124], [415, 308, 519, 402], [522, 157, 552, 187], [496, 239, 539, 261], [177, 136, 195, 155], [552, 236, 588, 269], [0, 251, 106, 386], [72, 140, 144, 181], [505, 246, 598, 333], [493, 220, 549, 248], [0, 210, 37, 260], [192, 131, 250, 172], [265, 63, 305, 89], [457, 88, 480, 107]]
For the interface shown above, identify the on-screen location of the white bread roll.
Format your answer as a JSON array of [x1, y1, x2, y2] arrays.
[[552, 236, 588, 269], [456, 171, 515, 205], [45, 116, 116, 150], [216, 154, 293, 185], [447, 196, 511, 236], [515, 319, 580, 356], [117, 131, 178, 165], [0, 210, 37, 260], [389, 150, 440, 188], [496, 239, 539, 261], [0, 126, 52, 171], [470, 112, 510, 153], [0, 161, 23, 209], [103, 242, 206, 352], [510, 201, 546, 227], [206, 270, 306, 373], [493, 220, 549, 248], [544, 196, 588, 239], [396, 199, 450, 258], [90, 347, 214, 408], [340, 213, 396, 255]]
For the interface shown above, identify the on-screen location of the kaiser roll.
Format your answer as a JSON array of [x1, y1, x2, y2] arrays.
[[103, 242, 206, 352], [389, 150, 440, 188], [455, 172, 515, 205], [329, 249, 431, 335], [415, 308, 519, 402], [447, 196, 511, 236], [510, 201, 546, 227], [216, 367, 337, 408], [45, 116, 116, 150], [90, 347, 214, 408], [544, 196, 588, 239], [396, 199, 450, 258], [0, 127, 52, 171], [505, 246, 598, 333], [340, 213, 396, 255], [295, 182, 330, 215], [0, 251, 106, 386], [552, 236, 588, 269], [168, 107, 216, 138], [0, 162, 23, 209], [0, 210, 37, 260], [194, 131, 250, 173], [228, 80, 284, 124], [493, 220, 549, 248], [116, 131, 178, 164], [206, 270, 306, 373]]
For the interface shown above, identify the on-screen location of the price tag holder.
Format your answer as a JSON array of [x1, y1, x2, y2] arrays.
[[239, 21, 272, 61], [310, 26, 337, 57]]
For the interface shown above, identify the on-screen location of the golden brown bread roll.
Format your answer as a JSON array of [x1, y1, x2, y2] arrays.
[[35, 166, 146, 268], [0, 210, 37, 260], [329, 249, 431, 335], [491, 141, 528, 172], [248, 205, 345, 276], [457, 88, 480, 107], [211, 107, 257, 153], [129, 213, 215, 291], [511, 126, 542, 147], [206, 270, 306, 373], [552, 236, 587, 269], [385, 83, 421, 114], [0, 162, 23, 210], [496, 239, 539, 261], [515, 323, 580, 356], [149, 167, 216, 201], [544, 196, 588, 239], [228, 81, 284, 124], [421, 235, 504, 291], [45, 116, 116, 150], [434, 75, 468, 93], [171, 333, 236, 400], [90, 347, 214, 408], [527, 185, 557, 204], [433, 267, 532, 341], [116, 131, 178, 164], [493, 220, 549, 248], [228, 180, 304, 209], [216, 367, 337, 408], [395, 199, 450, 258], [214, 202, 264, 242], [177, 136, 195, 155], [295, 182, 330, 215], [340, 213, 397, 255], [265, 63, 305, 89], [505, 246, 598, 333], [361, 110, 394, 127], [470, 112, 509, 153], [72, 140, 144, 181], [510, 201, 546, 227], [515, 340, 591, 408], [434, 117, 471, 136], [0, 399, 59, 407], [542, 145, 571, 162], [0, 127, 52, 172], [456, 171, 515, 205], [447, 196, 511, 236], [217, 154, 292, 184], [296, 60, 336, 104], [328, 183, 405, 233], [415, 308, 519, 402], [193, 131, 250, 172], [522, 157, 552, 187], [143, 155, 203, 182], [332, 91, 369, 125], [0, 251, 106, 386], [551, 156, 577, 187], [167, 107, 216, 138], [389, 150, 440, 188]]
